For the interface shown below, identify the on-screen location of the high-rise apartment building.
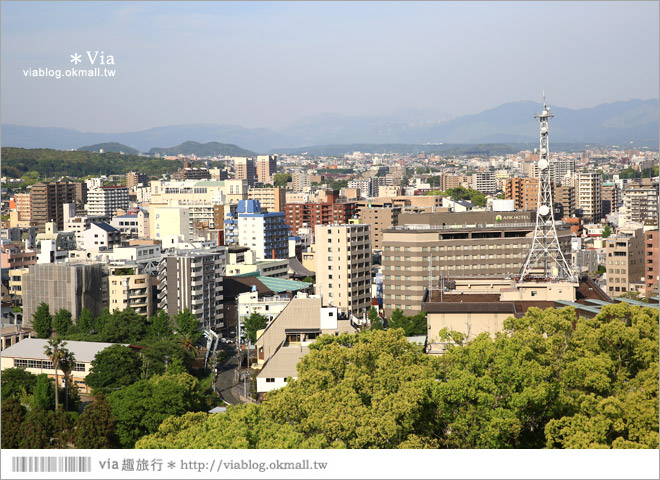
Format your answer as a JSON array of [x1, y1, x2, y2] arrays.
[[126, 172, 148, 189], [601, 183, 620, 217], [622, 179, 659, 225], [292, 171, 311, 192], [86, 186, 130, 217], [157, 247, 226, 330], [234, 157, 256, 186], [248, 187, 286, 213], [236, 200, 289, 260], [29, 182, 78, 232], [348, 180, 370, 199], [644, 230, 659, 296], [576, 172, 602, 223], [285, 192, 357, 235], [256, 155, 277, 184], [356, 201, 401, 251], [471, 172, 497, 194], [554, 185, 575, 218], [605, 230, 645, 296], [381, 211, 572, 316], [505, 178, 539, 211], [315, 223, 372, 316], [549, 158, 575, 186]]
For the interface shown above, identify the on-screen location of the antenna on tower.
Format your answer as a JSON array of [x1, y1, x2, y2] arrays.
[[518, 94, 575, 283]]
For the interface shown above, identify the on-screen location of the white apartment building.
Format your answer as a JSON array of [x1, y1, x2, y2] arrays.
[[471, 172, 497, 194], [86, 186, 130, 216], [157, 247, 226, 330], [315, 223, 372, 316], [576, 172, 603, 223], [236, 200, 289, 260]]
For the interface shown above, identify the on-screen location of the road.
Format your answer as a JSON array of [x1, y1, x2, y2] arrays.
[[214, 343, 242, 405]]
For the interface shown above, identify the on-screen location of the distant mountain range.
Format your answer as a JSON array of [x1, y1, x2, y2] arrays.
[[148, 141, 255, 157], [78, 142, 140, 155], [3, 99, 658, 154]]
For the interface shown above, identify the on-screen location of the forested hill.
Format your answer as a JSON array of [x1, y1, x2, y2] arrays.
[[1, 147, 182, 179]]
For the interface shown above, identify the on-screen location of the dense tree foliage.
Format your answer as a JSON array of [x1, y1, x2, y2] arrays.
[[74, 395, 119, 448], [1, 368, 38, 401], [243, 312, 268, 344], [1, 147, 180, 179], [174, 309, 202, 343], [388, 309, 427, 336], [32, 302, 52, 338], [1, 397, 26, 448], [137, 304, 658, 450], [32, 374, 56, 411], [52, 308, 73, 336], [85, 345, 143, 394], [148, 310, 175, 341], [108, 372, 205, 448], [272, 173, 292, 188]]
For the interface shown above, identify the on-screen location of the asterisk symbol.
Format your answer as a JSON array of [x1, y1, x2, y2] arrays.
[[167, 461, 176, 469], [70, 53, 82, 64]]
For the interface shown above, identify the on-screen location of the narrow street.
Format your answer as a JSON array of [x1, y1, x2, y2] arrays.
[[214, 343, 241, 405]]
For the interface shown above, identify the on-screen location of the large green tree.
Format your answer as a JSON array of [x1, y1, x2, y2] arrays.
[[1, 368, 38, 401], [148, 310, 174, 341], [32, 302, 52, 338], [18, 407, 53, 449], [32, 374, 56, 411], [74, 395, 119, 448], [174, 309, 202, 343], [135, 304, 658, 450], [1, 397, 26, 448], [52, 308, 73, 336], [108, 372, 205, 447], [243, 312, 268, 344], [388, 310, 427, 336], [101, 308, 149, 343], [85, 345, 143, 394]]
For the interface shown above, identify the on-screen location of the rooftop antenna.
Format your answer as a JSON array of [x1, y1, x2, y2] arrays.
[[519, 93, 575, 282]]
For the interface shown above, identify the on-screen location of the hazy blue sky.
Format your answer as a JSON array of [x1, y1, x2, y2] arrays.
[[1, 1, 658, 132]]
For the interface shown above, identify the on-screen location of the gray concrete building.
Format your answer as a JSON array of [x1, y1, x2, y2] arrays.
[[382, 211, 572, 316], [22, 262, 107, 326]]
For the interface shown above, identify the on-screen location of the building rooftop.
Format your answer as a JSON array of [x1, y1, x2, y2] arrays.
[[257, 345, 309, 380], [92, 222, 119, 233], [1, 338, 117, 363]]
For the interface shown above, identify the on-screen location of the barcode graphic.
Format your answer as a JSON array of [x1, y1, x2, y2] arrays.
[[11, 456, 91, 473]]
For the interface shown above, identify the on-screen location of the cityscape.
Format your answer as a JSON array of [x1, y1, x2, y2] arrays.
[[0, 1, 658, 479]]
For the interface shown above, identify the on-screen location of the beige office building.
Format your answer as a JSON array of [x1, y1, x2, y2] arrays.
[[248, 187, 286, 213], [256, 155, 277, 184], [605, 230, 645, 296], [382, 211, 572, 316], [356, 201, 401, 251], [315, 223, 372, 316]]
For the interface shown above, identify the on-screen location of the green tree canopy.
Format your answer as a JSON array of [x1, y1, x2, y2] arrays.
[[32, 302, 52, 338], [33, 374, 56, 411], [76, 307, 95, 334], [85, 345, 143, 394], [52, 308, 73, 336], [101, 308, 149, 343], [18, 407, 53, 449], [243, 312, 268, 344], [1, 368, 38, 401], [74, 395, 119, 448], [135, 304, 658, 450], [148, 310, 175, 341], [1, 397, 26, 448], [273, 173, 292, 188], [174, 309, 202, 343], [108, 372, 205, 447], [388, 311, 427, 336], [602, 224, 611, 238]]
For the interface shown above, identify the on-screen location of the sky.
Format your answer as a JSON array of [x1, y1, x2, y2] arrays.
[[1, 1, 658, 133]]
